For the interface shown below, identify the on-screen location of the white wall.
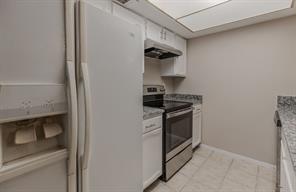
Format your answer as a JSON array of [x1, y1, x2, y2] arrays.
[[174, 15, 296, 164], [143, 57, 174, 93]]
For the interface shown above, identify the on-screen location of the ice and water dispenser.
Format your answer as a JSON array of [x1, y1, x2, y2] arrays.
[[0, 83, 69, 182]]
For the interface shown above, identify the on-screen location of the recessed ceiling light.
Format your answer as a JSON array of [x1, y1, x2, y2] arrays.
[[148, 0, 230, 19], [147, 0, 293, 32]]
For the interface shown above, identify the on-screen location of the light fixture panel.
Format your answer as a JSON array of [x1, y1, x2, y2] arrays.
[[147, 0, 293, 32], [148, 0, 229, 19]]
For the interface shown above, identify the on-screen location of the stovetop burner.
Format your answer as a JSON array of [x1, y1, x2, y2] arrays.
[[143, 85, 192, 112], [144, 100, 192, 113]]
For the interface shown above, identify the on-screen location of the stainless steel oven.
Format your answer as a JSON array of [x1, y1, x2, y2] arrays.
[[143, 85, 193, 181], [164, 107, 193, 180], [166, 107, 193, 161]]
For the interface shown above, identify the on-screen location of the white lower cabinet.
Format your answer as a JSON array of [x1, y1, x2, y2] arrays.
[[280, 140, 296, 192], [143, 116, 162, 189], [192, 105, 202, 148]]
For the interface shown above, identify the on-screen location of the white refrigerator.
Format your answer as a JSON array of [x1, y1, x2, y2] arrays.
[[0, 0, 77, 192], [77, 1, 143, 192], [0, 0, 143, 192]]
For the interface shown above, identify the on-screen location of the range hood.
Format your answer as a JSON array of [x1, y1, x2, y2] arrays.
[[145, 39, 182, 60]]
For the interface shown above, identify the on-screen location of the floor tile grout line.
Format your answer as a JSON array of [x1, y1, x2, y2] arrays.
[[254, 165, 260, 192], [176, 149, 215, 192], [226, 165, 259, 191], [152, 147, 276, 192], [216, 158, 235, 191], [154, 148, 211, 192]]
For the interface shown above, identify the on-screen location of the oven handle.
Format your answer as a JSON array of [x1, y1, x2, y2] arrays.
[[166, 107, 193, 119]]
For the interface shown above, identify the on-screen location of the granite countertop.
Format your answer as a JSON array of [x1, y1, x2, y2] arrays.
[[164, 94, 203, 105], [143, 106, 164, 120], [277, 96, 296, 174], [143, 94, 202, 120]]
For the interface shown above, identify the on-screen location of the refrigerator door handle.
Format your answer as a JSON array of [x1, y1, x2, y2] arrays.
[[66, 61, 78, 174], [81, 62, 92, 171], [66, 61, 78, 192]]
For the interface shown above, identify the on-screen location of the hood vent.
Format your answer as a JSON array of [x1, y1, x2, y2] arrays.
[[116, 0, 131, 4], [145, 39, 182, 60]]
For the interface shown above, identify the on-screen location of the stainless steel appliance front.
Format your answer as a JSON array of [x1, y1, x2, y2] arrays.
[[164, 107, 193, 180], [143, 85, 193, 181], [165, 144, 193, 180]]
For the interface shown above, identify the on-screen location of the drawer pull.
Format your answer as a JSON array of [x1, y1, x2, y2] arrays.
[[145, 124, 156, 129]]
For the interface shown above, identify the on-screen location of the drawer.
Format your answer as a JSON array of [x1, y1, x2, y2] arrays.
[[143, 128, 162, 189], [143, 116, 162, 134], [281, 139, 296, 192]]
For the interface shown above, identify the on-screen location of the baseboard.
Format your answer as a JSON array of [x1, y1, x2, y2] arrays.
[[200, 144, 275, 169]]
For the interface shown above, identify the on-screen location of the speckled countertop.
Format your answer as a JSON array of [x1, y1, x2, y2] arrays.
[[164, 94, 203, 105], [143, 94, 202, 120], [143, 106, 164, 120], [277, 96, 296, 174]]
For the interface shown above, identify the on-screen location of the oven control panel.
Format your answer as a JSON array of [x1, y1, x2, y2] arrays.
[[143, 85, 165, 96]]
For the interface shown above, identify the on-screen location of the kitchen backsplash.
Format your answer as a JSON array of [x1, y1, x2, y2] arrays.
[[143, 57, 174, 93], [165, 94, 203, 104]]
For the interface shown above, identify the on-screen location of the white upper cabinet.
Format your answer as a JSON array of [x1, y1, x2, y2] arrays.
[[162, 29, 175, 48], [174, 35, 187, 76], [160, 35, 187, 77], [146, 20, 175, 47], [146, 20, 163, 43]]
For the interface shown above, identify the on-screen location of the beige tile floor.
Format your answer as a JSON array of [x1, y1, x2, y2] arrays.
[[145, 146, 276, 192]]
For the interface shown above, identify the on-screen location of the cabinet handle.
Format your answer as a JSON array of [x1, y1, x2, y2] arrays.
[[144, 128, 162, 137], [145, 123, 156, 129]]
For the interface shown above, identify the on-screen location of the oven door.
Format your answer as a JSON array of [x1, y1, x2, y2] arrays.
[[166, 107, 193, 161]]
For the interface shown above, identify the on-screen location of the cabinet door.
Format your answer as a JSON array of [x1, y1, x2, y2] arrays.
[[174, 35, 187, 76], [280, 141, 296, 192], [192, 110, 201, 148], [143, 128, 162, 189], [162, 29, 175, 47], [280, 148, 288, 192], [146, 20, 162, 43]]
